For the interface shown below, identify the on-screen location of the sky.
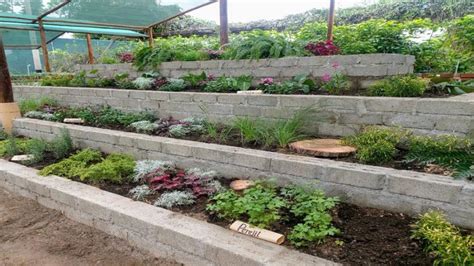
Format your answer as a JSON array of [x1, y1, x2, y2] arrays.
[[188, 0, 379, 24]]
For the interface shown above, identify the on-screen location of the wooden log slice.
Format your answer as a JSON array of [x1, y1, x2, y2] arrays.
[[289, 139, 356, 158]]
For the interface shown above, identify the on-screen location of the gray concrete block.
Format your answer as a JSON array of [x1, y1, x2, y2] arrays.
[[247, 95, 279, 106], [387, 174, 463, 203]]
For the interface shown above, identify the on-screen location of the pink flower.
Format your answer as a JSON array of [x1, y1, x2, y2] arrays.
[[321, 73, 332, 82], [331, 62, 340, 69], [259, 77, 274, 85], [207, 74, 216, 81]]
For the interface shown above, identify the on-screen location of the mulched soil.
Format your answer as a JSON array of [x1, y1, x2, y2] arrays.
[[95, 180, 434, 265]]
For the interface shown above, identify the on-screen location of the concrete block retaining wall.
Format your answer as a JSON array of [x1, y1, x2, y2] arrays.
[[0, 160, 334, 265], [13, 86, 474, 137], [13, 118, 474, 230], [74, 54, 415, 88]]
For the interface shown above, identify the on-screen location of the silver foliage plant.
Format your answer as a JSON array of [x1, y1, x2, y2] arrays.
[[132, 160, 176, 182], [169, 117, 205, 138], [129, 184, 153, 201], [24, 111, 55, 121], [132, 77, 154, 90], [154, 191, 196, 209], [129, 120, 159, 134]]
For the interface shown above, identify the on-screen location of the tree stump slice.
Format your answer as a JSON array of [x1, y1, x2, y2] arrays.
[[289, 139, 356, 158], [230, 180, 254, 191]]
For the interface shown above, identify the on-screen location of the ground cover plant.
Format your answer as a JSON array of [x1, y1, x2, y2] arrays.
[[21, 100, 474, 181]]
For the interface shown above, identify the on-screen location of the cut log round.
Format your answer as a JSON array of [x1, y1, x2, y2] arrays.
[[230, 180, 254, 191], [289, 139, 356, 158]]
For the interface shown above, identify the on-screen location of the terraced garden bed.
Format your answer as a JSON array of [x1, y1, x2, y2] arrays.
[[3, 133, 471, 265]]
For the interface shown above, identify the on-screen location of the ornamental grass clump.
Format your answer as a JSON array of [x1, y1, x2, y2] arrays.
[[412, 211, 473, 265]]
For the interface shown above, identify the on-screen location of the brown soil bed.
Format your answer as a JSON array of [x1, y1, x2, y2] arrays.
[[0, 188, 180, 266], [94, 179, 434, 265]]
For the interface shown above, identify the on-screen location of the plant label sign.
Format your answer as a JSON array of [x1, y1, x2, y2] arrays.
[[229, 220, 285, 244]]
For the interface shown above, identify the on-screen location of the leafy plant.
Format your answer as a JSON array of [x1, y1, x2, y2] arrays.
[[412, 211, 473, 265], [132, 77, 155, 90], [320, 72, 350, 95], [160, 78, 187, 91], [344, 127, 407, 164], [207, 182, 287, 228], [204, 75, 252, 93], [261, 75, 315, 94], [282, 186, 339, 247], [24, 139, 48, 164], [305, 40, 340, 56], [132, 160, 176, 183], [368, 75, 429, 97], [182, 71, 208, 87], [168, 117, 205, 138], [129, 121, 159, 134], [154, 191, 196, 209], [222, 30, 305, 60]]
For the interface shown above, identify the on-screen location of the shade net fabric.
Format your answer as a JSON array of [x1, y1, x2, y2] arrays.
[[0, 0, 214, 48]]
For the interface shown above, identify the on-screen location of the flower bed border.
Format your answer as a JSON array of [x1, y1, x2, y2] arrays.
[[13, 118, 474, 230], [0, 160, 335, 265]]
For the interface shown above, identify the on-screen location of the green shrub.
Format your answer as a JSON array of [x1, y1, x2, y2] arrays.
[[207, 182, 287, 228], [222, 30, 305, 60], [40, 74, 74, 87], [368, 75, 428, 97], [39, 149, 103, 178], [412, 211, 473, 265], [25, 139, 48, 164], [282, 186, 340, 247], [160, 79, 187, 91], [80, 153, 135, 183], [48, 129, 74, 160], [405, 135, 473, 180], [0, 130, 8, 140], [204, 76, 252, 93], [344, 127, 406, 164], [262, 75, 316, 94], [182, 71, 207, 87]]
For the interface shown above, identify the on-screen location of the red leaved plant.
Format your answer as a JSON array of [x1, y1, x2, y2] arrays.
[[145, 167, 215, 197], [305, 40, 340, 56]]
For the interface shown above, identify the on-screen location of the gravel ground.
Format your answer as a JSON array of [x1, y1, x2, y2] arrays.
[[0, 188, 181, 266]]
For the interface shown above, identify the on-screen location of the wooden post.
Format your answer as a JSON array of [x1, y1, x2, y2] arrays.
[[148, 27, 154, 48], [0, 34, 14, 103], [219, 0, 229, 46], [327, 0, 336, 41], [86, 34, 94, 64], [38, 20, 51, 72]]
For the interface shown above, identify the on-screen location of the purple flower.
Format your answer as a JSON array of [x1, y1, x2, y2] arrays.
[[207, 74, 216, 81], [259, 77, 274, 85], [321, 74, 332, 82]]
